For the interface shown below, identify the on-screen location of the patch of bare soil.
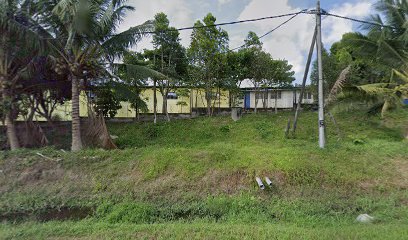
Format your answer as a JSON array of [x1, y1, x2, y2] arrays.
[[393, 157, 408, 188], [0, 207, 92, 222], [357, 157, 408, 191], [199, 169, 250, 195]]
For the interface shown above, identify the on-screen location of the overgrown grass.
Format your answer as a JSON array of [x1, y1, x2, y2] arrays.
[[0, 110, 407, 238]]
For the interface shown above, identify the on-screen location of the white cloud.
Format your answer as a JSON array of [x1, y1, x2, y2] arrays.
[[238, 0, 315, 80], [218, 0, 233, 6], [323, 1, 372, 45], [118, 0, 194, 50], [118, 0, 373, 83], [237, 0, 372, 83]]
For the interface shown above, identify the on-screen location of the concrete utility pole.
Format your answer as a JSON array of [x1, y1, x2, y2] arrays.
[[316, 0, 326, 148]]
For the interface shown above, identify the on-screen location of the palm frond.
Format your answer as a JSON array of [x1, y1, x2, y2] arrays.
[[325, 65, 351, 107], [102, 20, 153, 60], [392, 68, 408, 83], [112, 63, 167, 81]]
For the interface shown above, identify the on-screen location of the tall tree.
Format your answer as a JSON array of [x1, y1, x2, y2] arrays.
[[47, 0, 153, 151], [188, 13, 229, 116], [333, 0, 408, 119], [239, 32, 270, 113], [310, 47, 342, 95], [150, 13, 187, 121], [0, 0, 46, 150]]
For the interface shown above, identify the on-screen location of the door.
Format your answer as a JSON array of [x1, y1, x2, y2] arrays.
[[244, 92, 251, 109]]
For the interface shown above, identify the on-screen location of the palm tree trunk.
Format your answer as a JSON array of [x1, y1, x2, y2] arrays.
[[5, 112, 20, 150], [3, 89, 20, 150], [71, 75, 83, 151]]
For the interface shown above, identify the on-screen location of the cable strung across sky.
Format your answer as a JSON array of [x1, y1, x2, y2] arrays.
[[101, 9, 396, 38], [38, 9, 395, 40]]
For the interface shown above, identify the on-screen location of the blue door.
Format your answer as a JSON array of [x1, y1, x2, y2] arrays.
[[244, 92, 251, 109], [403, 99, 408, 105]]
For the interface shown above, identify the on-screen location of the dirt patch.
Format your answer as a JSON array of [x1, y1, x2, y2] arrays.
[[392, 157, 408, 188], [200, 169, 250, 195], [357, 157, 408, 191], [0, 207, 93, 223]]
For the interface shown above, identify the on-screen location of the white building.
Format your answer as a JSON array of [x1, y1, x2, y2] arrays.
[[238, 80, 315, 110]]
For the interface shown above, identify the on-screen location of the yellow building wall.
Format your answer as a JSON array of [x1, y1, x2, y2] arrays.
[[140, 88, 191, 114], [16, 88, 231, 121], [191, 89, 230, 109], [16, 92, 88, 122]]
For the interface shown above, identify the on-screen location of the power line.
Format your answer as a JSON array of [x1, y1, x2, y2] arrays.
[[174, 11, 307, 32], [38, 11, 308, 40], [309, 10, 397, 30], [146, 11, 303, 60], [229, 11, 304, 52]]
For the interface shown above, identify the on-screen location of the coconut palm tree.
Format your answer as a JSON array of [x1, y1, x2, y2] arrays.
[[343, 0, 408, 117], [42, 0, 153, 151], [0, 0, 46, 150]]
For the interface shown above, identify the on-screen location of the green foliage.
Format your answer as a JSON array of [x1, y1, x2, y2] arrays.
[[310, 47, 342, 95], [219, 125, 231, 133], [328, 0, 408, 117], [188, 13, 229, 115], [93, 86, 122, 119], [96, 202, 155, 224]]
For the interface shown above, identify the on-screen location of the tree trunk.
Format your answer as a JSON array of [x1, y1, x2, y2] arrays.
[[218, 87, 221, 114], [274, 89, 278, 114], [2, 87, 20, 150], [265, 89, 269, 110], [195, 89, 198, 115], [254, 89, 258, 114], [5, 112, 20, 150], [190, 89, 193, 117], [134, 108, 140, 122], [206, 86, 211, 117], [153, 79, 157, 124], [71, 75, 83, 151], [163, 92, 170, 122], [207, 95, 212, 117]]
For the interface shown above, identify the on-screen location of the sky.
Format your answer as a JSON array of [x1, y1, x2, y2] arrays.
[[118, 0, 376, 83]]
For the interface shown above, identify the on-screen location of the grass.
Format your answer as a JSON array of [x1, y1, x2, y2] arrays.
[[0, 109, 407, 239], [2, 221, 408, 240]]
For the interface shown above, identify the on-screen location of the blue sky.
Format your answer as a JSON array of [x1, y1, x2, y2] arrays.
[[119, 0, 376, 83]]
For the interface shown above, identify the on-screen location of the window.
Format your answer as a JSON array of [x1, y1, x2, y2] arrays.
[[270, 91, 282, 99], [303, 92, 312, 100], [256, 92, 266, 99], [167, 92, 178, 100]]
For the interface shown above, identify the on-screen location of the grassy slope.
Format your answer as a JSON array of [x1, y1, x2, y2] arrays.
[[0, 110, 407, 239]]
